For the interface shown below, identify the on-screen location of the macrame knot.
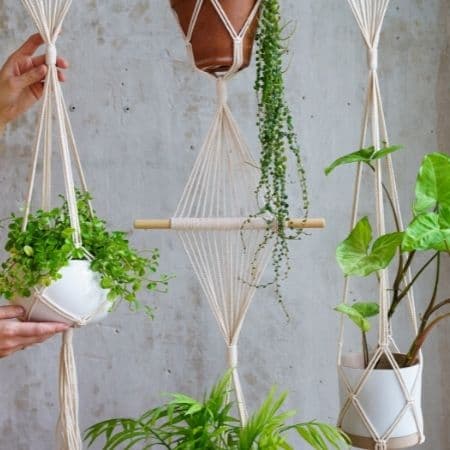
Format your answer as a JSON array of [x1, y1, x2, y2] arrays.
[[368, 47, 378, 71], [375, 440, 387, 450], [75, 318, 88, 328], [46, 43, 57, 66], [216, 78, 228, 105], [227, 344, 238, 368]]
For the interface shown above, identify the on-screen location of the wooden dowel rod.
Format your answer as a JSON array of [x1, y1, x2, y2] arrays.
[[134, 218, 326, 230]]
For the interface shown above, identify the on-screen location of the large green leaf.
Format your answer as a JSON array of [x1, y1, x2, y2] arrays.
[[403, 209, 450, 252], [414, 152, 450, 215], [352, 302, 380, 318], [336, 217, 403, 276], [334, 303, 379, 332], [325, 145, 402, 175]]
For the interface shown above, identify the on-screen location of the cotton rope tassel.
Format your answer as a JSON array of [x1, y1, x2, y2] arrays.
[[57, 328, 82, 450], [336, 0, 425, 446], [20, 1, 91, 448]]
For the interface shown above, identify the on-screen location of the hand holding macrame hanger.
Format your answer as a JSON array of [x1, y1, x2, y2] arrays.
[[19, 1, 99, 449]]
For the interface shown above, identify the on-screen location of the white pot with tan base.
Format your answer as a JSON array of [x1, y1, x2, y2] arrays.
[[339, 352, 424, 449], [13, 260, 110, 326]]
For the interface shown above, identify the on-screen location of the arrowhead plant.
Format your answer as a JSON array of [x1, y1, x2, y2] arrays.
[[327, 149, 450, 367]]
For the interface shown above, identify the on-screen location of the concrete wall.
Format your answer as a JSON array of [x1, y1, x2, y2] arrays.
[[0, 0, 449, 448]]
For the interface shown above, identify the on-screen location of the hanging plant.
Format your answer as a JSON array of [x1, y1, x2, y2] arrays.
[[0, 191, 171, 321], [253, 0, 309, 305], [85, 372, 349, 449], [327, 149, 450, 368], [327, 149, 450, 448]]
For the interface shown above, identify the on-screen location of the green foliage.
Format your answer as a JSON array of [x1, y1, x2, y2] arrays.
[[403, 210, 450, 252], [85, 373, 349, 450], [0, 191, 170, 315], [324, 145, 402, 176], [329, 149, 450, 367], [334, 302, 379, 333], [413, 152, 450, 215], [253, 0, 309, 307], [336, 217, 403, 276]]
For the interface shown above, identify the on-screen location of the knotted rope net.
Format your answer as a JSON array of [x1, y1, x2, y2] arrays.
[[172, 0, 267, 425], [337, 1, 425, 448]]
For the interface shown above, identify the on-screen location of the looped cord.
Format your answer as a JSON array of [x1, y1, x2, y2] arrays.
[[368, 47, 378, 71], [46, 43, 57, 66], [216, 78, 228, 106], [375, 441, 387, 450], [227, 344, 238, 368]]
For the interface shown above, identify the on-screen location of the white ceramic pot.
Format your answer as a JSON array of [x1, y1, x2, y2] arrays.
[[14, 260, 110, 326], [339, 352, 424, 449]]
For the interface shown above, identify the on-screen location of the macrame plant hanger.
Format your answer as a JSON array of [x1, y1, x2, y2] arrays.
[[337, 1, 425, 449], [136, 0, 324, 425], [20, 0, 97, 448]]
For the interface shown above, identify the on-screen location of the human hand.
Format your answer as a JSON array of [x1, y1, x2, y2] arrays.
[[0, 305, 69, 358], [0, 33, 69, 135]]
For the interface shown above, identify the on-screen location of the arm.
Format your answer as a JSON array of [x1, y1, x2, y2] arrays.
[[0, 306, 68, 358], [0, 33, 68, 136]]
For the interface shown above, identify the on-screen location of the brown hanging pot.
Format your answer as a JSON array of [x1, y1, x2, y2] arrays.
[[170, 0, 260, 74]]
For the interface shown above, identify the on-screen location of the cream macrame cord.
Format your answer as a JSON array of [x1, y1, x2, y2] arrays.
[[19, 1, 106, 449], [337, 1, 425, 448], [137, 0, 324, 427]]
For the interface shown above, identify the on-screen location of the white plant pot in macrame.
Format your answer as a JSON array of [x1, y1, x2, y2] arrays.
[[339, 353, 424, 449], [13, 260, 110, 326]]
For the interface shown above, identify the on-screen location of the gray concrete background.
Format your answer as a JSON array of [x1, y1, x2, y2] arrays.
[[0, 0, 449, 449]]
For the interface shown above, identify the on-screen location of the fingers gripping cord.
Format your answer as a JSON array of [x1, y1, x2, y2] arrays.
[[337, 0, 425, 447], [45, 43, 57, 66]]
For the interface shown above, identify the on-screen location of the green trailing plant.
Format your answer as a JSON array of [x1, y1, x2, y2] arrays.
[[0, 191, 170, 316], [252, 0, 309, 309], [327, 149, 450, 367], [85, 372, 349, 450]]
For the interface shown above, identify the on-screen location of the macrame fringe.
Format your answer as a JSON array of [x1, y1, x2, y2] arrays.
[[57, 329, 82, 450]]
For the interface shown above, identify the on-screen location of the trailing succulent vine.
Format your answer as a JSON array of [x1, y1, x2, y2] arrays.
[[0, 191, 171, 317], [253, 0, 309, 310]]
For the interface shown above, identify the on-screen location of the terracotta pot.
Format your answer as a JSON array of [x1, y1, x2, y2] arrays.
[[170, 0, 259, 74]]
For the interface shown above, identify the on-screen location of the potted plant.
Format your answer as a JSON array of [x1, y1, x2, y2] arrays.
[[0, 191, 170, 325], [170, 0, 260, 74], [326, 149, 450, 447], [85, 372, 349, 449]]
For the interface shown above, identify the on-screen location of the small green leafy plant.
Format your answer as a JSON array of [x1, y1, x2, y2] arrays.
[[0, 191, 170, 316], [85, 372, 349, 449], [327, 148, 450, 367], [252, 0, 309, 309], [334, 302, 379, 368]]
